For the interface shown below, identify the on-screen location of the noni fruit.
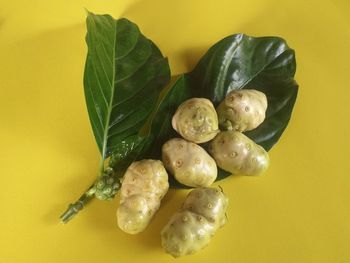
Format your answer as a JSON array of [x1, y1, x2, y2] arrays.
[[161, 187, 228, 257], [216, 89, 267, 132], [172, 98, 219, 143], [162, 138, 217, 187], [209, 131, 269, 176], [117, 160, 169, 234]]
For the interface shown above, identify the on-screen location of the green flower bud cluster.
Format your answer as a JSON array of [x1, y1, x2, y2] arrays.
[[94, 168, 121, 201]]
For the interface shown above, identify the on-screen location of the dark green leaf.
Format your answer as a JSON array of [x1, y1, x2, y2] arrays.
[[144, 34, 298, 187], [108, 135, 147, 177], [141, 76, 190, 157], [83, 12, 170, 166], [189, 34, 298, 151]]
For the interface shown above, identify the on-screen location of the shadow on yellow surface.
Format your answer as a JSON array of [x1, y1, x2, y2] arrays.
[[1, 0, 350, 262]]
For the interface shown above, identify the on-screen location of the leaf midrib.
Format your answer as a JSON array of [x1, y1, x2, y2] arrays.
[[99, 19, 118, 171], [215, 34, 243, 93]]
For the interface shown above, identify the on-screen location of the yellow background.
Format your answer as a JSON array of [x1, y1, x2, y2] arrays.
[[1, 0, 350, 262]]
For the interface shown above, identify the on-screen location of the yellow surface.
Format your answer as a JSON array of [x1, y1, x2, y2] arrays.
[[1, 0, 350, 262]]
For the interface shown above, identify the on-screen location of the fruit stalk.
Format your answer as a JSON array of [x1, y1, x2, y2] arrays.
[[60, 166, 121, 223], [60, 184, 96, 224]]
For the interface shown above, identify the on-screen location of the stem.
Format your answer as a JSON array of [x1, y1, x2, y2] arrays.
[[99, 156, 105, 175], [60, 185, 96, 224]]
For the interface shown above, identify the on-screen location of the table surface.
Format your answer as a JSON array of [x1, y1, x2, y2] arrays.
[[1, 0, 350, 262]]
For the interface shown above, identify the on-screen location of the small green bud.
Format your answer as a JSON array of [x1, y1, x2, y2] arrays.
[[96, 180, 105, 189], [105, 167, 114, 175]]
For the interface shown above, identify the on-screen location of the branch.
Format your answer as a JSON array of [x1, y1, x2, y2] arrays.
[[60, 185, 96, 224]]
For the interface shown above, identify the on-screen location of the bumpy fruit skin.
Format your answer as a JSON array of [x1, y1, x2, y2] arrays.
[[172, 98, 219, 143], [209, 131, 269, 176], [117, 160, 169, 234], [161, 187, 228, 257], [217, 89, 267, 132], [162, 138, 217, 187]]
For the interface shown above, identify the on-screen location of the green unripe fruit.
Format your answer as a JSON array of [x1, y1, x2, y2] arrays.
[[161, 187, 228, 257], [94, 169, 120, 200], [209, 131, 269, 176], [172, 98, 219, 143], [217, 89, 267, 132], [117, 160, 169, 234], [162, 138, 217, 187]]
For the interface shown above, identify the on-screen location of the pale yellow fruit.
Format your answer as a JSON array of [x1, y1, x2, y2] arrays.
[[217, 89, 267, 132], [117, 160, 169, 234], [172, 98, 219, 143], [209, 130, 269, 176], [162, 138, 217, 187], [161, 187, 228, 257]]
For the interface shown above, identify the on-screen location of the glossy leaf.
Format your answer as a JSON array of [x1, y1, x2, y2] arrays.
[[83, 12, 170, 166], [108, 135, 147, 177], [145, 34, 298, 187], [189, 34, 298, 151], [60, 14, 171, 223]]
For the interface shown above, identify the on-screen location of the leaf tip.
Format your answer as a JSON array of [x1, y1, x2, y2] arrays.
[[84, 8, 92, 15]]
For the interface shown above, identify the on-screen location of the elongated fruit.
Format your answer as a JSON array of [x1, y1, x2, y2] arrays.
[[209, 131, 269, 176], [217, 89, 267, 132], [172, 98, 219, 143], [162, 138, 217, 187], [161, 187, 228, 257], [117, 160, 169, 234]]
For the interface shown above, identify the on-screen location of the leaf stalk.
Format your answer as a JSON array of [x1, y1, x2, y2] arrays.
[[60, 185, 96, 224]]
